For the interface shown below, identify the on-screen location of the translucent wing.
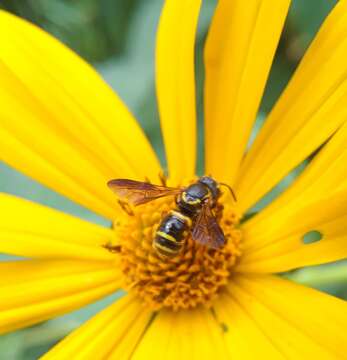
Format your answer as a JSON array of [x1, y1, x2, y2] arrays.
[[107, 179, 182, 206], [192, 202, 225, 249]]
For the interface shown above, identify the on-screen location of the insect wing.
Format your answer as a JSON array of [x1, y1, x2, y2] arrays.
[[192, 203, 225, 249], [107, 179, 182, 206]]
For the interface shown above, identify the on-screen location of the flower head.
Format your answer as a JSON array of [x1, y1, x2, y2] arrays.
[[0, 0, 347, 358]]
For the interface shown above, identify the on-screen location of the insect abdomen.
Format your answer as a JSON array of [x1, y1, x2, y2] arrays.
[[154, 211, 190, 257]]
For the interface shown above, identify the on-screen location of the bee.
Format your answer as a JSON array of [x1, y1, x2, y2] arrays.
[[107, 176, 236, 258]]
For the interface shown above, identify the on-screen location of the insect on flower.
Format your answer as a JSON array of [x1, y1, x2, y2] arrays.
[[107, 176, 236, 257], [1, 0, 347, 357]]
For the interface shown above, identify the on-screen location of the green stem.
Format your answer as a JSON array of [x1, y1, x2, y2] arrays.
[[285, 262, 347, 288]]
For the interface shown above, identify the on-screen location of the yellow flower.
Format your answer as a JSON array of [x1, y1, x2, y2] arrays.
[[0, 0, 347, 358]]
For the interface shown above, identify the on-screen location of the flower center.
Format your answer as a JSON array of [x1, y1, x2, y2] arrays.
[[114, 187, 242, 311]]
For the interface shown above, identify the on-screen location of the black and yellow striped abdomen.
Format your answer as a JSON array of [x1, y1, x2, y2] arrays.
[[153, 211, 191, 257], [153, 179, 221, 257]]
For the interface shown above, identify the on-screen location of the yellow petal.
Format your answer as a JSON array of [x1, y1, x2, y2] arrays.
[[214, 294, 286, 358], [132, 309, 229, 360], [0, 193, 118, 260], [0, 10, 161, 219], [235, 0, 347, 212], [0, 259, 122, 334], [237, 185, 347, 273], [107, 309, 153, 360], [0, 259, 112, 285], [215, 274, 347, 358], [156, 0, 201, 182], [242, 121, 347, 251], [204, 0, 290, 183], [41, 294, 152, 360]]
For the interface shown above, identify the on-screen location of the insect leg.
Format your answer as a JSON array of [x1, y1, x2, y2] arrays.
[[103, 242, 121, 253], [159, 171, 167, 186], [118, 200, 134, 216]]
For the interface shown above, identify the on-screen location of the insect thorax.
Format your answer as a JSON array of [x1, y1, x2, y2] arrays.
[[176, 182, 211, 217]]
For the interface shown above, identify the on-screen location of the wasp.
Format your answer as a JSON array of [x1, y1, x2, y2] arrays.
[[107, 176, 236, 258]]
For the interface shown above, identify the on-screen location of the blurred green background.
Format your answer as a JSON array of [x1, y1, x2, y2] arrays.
[[0, 0, 345, 359]]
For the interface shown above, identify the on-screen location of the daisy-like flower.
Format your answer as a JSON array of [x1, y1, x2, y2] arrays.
[[0, 0, 347, 358]]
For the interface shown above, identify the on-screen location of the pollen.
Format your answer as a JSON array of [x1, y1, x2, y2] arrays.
[[114, 192, 242, 311]]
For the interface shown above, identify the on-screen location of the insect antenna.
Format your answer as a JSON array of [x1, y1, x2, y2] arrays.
[[219, 183, 237, 202]]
